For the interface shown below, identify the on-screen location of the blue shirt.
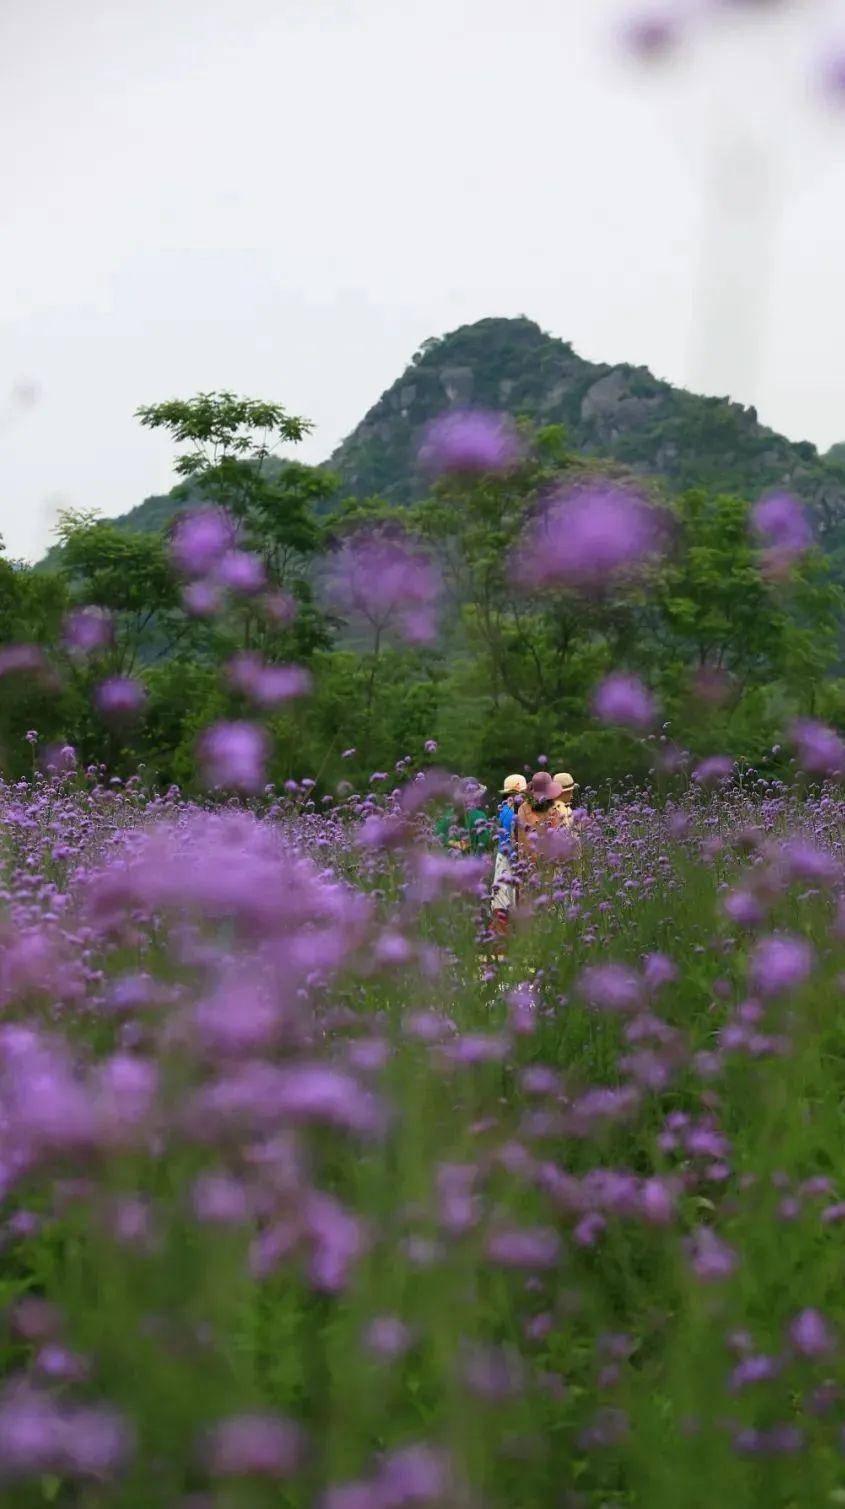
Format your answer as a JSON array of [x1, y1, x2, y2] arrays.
[[498, 800, 517, 854]]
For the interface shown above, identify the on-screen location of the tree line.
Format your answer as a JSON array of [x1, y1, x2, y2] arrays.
[[1, 391, 842, 796]]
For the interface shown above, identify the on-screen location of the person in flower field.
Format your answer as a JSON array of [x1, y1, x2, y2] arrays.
[[552, 772, 578, 825], [491, 774, 526, 935], [435, 781, 493, 855], [553, 770, 583, 869], [460, 780, 493, 856], [516, 771, 563, 865]]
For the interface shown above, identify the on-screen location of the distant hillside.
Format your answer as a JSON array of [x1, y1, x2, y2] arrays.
[[46, 317, 845, 557], [329, 317, 845, 544], [39, 484, 199, 571]]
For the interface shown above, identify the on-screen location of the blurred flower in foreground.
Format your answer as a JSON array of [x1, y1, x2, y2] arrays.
[[749, 934, 814, 999], [170, 507, 235, 577], [326, 530, 441, 644], [789, 1308, 835, 1359], [363, 1316, 413, 1361], [580, 963, 643, 1013], [227, 654, 312, 708], [687, 1226, 738, 1282], [204, 1413, 304, 1479], [592, 673, 657, 732], [790, 718, 845, 779], [199, 721, 269, 792], [514, 485, 666, 595], [63, 606, 113, 657], [822, 49, 845, 105], [750, 492, 812, 579], [41, 743, 77, 775], [378, 1443, 452, 1506], [0, 645, 49, 678], [215, 550, 266, 596], [622, 9, 680, 62], [0, 1388, 134, 1480], [182, 580, 223, 618], [692, 756, 733, 787], [418, 409, 522, 477], [94, 677, 146, 723]]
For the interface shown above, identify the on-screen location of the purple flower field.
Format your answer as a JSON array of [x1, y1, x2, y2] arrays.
[[9, 0, 845, 1500], [0, 748, 843, 1506]]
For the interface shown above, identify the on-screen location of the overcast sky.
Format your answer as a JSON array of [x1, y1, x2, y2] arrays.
[[2, 0, 845, 561]]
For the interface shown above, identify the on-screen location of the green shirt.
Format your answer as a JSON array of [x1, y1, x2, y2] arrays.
[[435, 807, 491, 853], [464, 806, 492, 854]]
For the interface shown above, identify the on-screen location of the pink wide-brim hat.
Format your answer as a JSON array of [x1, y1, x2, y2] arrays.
[[529, 771, 564, 801]]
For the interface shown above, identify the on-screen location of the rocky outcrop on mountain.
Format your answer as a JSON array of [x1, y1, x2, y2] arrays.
[[327, 317, 845, 551]]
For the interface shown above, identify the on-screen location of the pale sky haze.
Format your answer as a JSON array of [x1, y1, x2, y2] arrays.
[[2, 0, 845, 560]]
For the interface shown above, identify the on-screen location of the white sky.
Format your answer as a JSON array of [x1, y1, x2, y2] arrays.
[[2, 0, 845, 561]]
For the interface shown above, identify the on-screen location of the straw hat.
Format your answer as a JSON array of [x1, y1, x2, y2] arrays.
[[553, 772, 578, 792], [529, 771, 563, 801], [456, 777, 486, 807], [500, 773, 528, 795]]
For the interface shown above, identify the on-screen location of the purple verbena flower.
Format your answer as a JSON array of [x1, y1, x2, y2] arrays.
[[592, 673, 658, 732], [326, 530, 441, 645], [376, 1443, 451, 1506], [94, 677, 146, 722], [215, 550, 266, 595], [789, 1308, 835, 1358], [227, 654, 312, 707], [643, 952, 678, 992], [751, 492, 812, 577], [749, 934, 814, 998], [790, 719, 845, 779], [363, 1317, 413, 1361], [485, 1226, 560, 1270], [192, 1172, 252, 1226], [687, 1226, 739, 1282], [171, 508, 235, 576], [513, 484, 666, 596], [692, 755, 733, 787], [730, 1354, 782, 1391], [203, 1413, 304, 1478], [723, 889, 766, 929], [198, 721, 269, 793], [417, 409, 522, 477], [579, 963, 643, 1013], [622, 9, 679, 61], [182, 580, 223, 617], [63, 607, 114, 656]]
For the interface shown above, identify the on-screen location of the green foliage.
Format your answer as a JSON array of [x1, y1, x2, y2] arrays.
[[136, 659, 224, 788], [654, 489, 788, 681], [135, 391, 312, 476], [55, 511, 184, 675], [0, 559, 74, 774], [8, 383, 845, 793]]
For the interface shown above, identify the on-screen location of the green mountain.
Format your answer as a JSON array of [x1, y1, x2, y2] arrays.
[[67, 316, 845, 546], [329, 317, 845, 539]]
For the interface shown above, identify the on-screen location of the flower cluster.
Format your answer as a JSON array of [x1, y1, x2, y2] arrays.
[[326, 529, 442, 644]]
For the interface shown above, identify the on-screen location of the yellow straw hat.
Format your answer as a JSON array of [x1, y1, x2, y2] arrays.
[[500, 773, 528, 795], [553, 772, 578, 791]]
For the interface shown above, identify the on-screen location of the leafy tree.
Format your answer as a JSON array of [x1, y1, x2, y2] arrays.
[[651, 491, 788, 687], [135, 392, 311, 484], [0, 556, 74, 774], [54, 510, 183, 673], [137, 394, 336, 662], [138, 659, 224, 789]]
